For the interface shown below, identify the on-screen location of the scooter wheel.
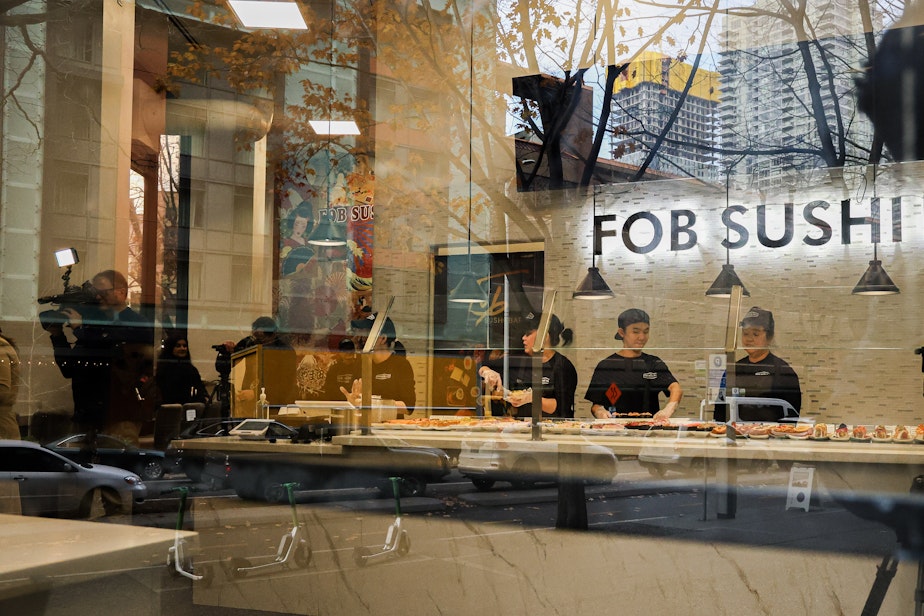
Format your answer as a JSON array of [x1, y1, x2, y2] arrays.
[[169, 558, 194, 578], [397, 532, 411, 556], [194, 563, 214, 588], [353, 547, 370, 567], [294, 540, 312, 568], [225, 556, 251, 579]]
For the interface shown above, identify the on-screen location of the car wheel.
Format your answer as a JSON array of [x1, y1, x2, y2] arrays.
[[510, 458, 539, 489], [471, 478, 495, 491], [224, 556, 251, 579], [183, 461, 204, 483], [139, 460, 165, 481], [77, 490, 95, 518], [585, 458, 616, 486], [397, 476, 427, 498], [263, 482, 289, 503], [646, 464, 668, 478], [233, 482, 260, 500], [77, 488, 124, 517], [100, 488, 124, 516]]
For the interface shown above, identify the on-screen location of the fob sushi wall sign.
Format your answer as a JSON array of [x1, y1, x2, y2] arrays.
[[594, 196, 906, 255]]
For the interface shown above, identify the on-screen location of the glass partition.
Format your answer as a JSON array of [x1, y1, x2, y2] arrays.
[[1, 0, 924, 613]]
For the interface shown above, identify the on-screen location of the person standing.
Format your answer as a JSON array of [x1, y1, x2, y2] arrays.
[[155, 334, 206, 406], [585, 308, 682, 421], [223, 316, 299, 410], [0, 328, 21, 439], [726, 306, 801, 421], [47, 269, 153, 445], [478, 313, 577, 418], [339, 313, 416, 413]]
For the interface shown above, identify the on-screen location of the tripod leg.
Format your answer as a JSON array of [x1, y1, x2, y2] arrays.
[[916, 560, 924, 616], [861, 554, 899, 616]]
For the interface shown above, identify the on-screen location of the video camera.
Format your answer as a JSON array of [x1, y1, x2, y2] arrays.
[[38, 280, 102, 330]]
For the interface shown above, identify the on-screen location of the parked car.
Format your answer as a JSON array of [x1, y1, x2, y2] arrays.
[[44, 433, 176, 481], [164, 417, 251, 485], [458, 438, 618, 490], [205, 444, 452, 502], [0, 439, 147, 517]]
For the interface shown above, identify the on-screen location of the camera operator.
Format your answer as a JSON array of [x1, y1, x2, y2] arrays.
[[46, 269, 153, 447]]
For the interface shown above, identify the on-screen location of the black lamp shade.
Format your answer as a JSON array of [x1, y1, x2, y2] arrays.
[[852, 259, 900, 295], [705, 263, 751, 298], [307, 219, 347, 246], [573, 266, 615, 300], [449, 271, 487, 304]]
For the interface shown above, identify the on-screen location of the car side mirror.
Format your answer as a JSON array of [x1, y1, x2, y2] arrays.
[[63, 462, 76, 472]]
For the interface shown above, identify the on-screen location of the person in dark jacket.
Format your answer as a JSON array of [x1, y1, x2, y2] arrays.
[[47, 269, 153, 445], [155, 334, 206, 406]]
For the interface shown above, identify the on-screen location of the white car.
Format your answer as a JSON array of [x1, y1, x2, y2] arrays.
[[0, 440, 147, 517], [458, 437, 617, 490]]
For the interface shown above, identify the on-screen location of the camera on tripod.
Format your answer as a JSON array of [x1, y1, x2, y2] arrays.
[[37, 248, 102, 331]]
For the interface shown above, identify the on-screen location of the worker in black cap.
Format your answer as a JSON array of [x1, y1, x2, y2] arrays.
[[339, 312, 416, 412], [218, 315, 298, 410], [478, 312, 577, 418], [585, 308, 683, 421], [729, 306, 802, 420]]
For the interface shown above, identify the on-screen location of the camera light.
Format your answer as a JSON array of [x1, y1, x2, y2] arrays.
[[54, 248, 78, 267]]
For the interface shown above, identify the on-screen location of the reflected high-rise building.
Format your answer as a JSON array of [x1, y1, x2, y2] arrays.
[[718, 0, 880, 190], [609, 51, 721, 182]]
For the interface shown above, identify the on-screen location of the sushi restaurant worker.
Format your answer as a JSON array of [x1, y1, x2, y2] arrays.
[[339, 313, 416, 413], [585, 308, 683, 421], [478, 313, 578, 418], [727, 306, 801, 421]]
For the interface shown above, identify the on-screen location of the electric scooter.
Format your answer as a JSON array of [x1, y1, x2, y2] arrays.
[[223, 482, 312, 579], [353, 477, 411, 567], [167, 486, 212, 585]]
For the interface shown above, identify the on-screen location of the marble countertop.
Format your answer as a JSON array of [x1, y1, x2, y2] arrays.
[[0, 514, 195, 600]]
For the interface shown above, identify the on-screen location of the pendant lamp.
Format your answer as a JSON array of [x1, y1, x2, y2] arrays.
[[307, 2, 346, 248], [852, 167, 899, 295], [852, 243, 900, 295], [707, 170, 750, 298], [574, 187, 615, 300], [449, 7, 487, 304], [307, 216, 346, 246]]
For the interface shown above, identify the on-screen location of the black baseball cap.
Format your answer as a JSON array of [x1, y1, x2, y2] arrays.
[[740, 306, 775, 337], [523, 312, 565, 346], [350, 312, 397, 341]]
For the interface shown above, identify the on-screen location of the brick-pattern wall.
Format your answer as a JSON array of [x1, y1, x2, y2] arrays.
[[374, 165, 923, 424]]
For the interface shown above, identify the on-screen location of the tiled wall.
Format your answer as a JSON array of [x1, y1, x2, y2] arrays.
[[377, 163, 923, 424]]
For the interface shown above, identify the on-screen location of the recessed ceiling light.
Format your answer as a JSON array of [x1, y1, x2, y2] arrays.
[[228, 1, 308, 29], [309, 120, 361, 135]]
